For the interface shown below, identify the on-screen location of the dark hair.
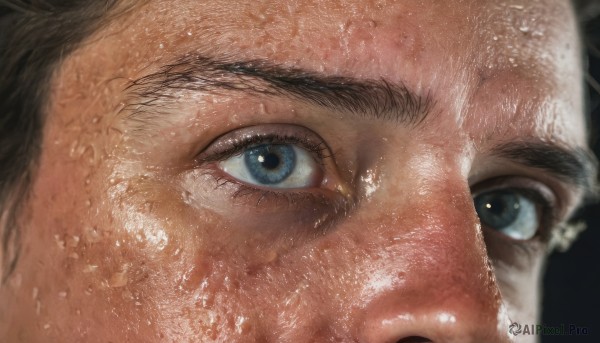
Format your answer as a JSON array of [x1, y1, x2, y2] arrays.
[[0, 0, 599, 283], [0, 0, 126, 282]]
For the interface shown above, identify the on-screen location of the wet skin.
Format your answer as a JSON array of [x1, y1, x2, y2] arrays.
[[0, 0, 595, 342]]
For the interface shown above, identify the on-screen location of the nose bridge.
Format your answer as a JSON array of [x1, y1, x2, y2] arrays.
[[355, 178, 511, 343]]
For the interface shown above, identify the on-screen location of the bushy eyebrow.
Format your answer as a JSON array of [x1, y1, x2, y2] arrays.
[[123, 54, 434, 126], [494, 141, 599, 201]]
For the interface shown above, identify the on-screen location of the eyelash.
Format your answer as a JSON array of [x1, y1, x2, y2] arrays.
[[198, 133, 332, 165], [195, 131, 345, 210]]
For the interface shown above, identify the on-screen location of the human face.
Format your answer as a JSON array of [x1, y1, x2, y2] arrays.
[[0, 0, 595, 342]]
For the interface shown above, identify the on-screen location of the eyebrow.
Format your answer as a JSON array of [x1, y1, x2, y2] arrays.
[[124, 54, 434, 126], [123, 54, 599, 200], [493, 141, 599, 200]]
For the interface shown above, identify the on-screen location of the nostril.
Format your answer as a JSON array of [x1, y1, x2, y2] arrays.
[[396, 337, 433, 343]]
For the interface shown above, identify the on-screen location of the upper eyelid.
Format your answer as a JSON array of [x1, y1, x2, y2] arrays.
[[196, 124, 333, 163]]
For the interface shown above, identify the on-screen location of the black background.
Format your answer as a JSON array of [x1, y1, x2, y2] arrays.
[[541, 12, 600, 343]]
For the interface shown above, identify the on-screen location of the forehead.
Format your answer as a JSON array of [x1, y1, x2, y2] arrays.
[[72, 0, 585, 146]]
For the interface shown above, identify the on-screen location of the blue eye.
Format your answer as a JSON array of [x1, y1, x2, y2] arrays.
[[244, 144, 296, 184], [474, 190, 539, 240], [220, 144, 321, 188]]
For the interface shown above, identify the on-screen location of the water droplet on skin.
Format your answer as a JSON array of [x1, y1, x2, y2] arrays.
[[492, 36, 498, 41], [508, 4, 524, 10], [68, 252, 79, 259], [67, 235, 80, 248], [85, 199, 92, 207], [91, 116, 100, 124], [32, 287, 39, 300], [75, 309, 81, 315], [83, 264, 98, 273], [182, 191, 194, 205], [519, 26, 529, 33], [187, 30, 192, 36], [58, 290, 68, 299], [36, 300, 41, 315], [85, 287, 93, 295], [10, 273, 22, 289], [83, 226, 102, 243], [109, 178, 116, 184], [54, 234, 66, 249], [109, 271, 128, 288], [43, 323, 51, 330], [313, 213, 330, 229], [235, 316, 250, 334], [159, 43, 164, 49]]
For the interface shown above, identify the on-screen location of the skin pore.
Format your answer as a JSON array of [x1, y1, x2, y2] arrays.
[[0, 0, 596, 342]]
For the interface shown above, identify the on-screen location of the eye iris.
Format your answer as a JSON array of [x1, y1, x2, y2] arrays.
[[244, 144, 296, 184], [475, 191, 520, 229]]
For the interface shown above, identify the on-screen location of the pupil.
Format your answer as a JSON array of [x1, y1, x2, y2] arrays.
[[487, 198, 509, 216], [260, 152, 280, 170]]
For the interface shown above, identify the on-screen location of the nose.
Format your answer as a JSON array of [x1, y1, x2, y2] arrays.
[[356, 183, 513, 343]]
